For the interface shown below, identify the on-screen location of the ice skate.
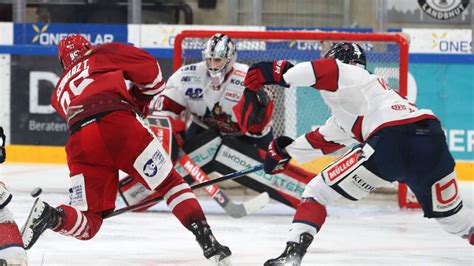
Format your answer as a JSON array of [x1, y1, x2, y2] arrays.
[[264, 233, 313, 266], [189, 221, 232, 265], [21, 198, 62, 249]]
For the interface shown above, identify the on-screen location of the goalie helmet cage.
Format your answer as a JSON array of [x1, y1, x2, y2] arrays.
[[173, 30, 419, 209]]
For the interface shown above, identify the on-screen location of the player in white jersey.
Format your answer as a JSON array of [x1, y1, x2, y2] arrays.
[[150, 33, 273, 147], [243, 42, 474, 265], [0, 127, 28, 265]]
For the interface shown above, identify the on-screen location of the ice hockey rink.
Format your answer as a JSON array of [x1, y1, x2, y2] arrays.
[[1, 163, 473, 266]]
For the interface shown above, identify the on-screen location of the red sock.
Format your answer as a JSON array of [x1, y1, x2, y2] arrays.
[[293, 198, 327, 232], [54, 205, 103, 240], [157, 170, 206, 228], [0, 222, 24, 249]]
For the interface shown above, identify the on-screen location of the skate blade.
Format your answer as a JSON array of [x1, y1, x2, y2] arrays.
[[20, 198, 45, 249]]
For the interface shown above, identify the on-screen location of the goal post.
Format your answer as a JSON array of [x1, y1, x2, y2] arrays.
[[173, 30, 418, 208]]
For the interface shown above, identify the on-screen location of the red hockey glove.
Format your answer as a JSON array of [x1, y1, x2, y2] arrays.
[[233, 89, 274, 135], [244, 61, 294, 91], [264, 136, 294, 174]]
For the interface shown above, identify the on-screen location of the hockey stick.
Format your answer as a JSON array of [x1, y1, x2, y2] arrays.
[[105, 162, 274, 219], [178, 153, 269, 218]]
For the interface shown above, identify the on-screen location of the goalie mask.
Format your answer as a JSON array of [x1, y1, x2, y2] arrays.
[[324, 42, 366, 69], [202, 33, 237, 87], [58, 34, 92, 70]]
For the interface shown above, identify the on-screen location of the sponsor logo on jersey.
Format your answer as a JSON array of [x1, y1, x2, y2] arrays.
[[230, 78, 245, 87], [181, 65, 197, 71], [233, 69, 246, 77], [181, 75, 201, 83], [418, 0, 469, 20], [224, 91, 241, 102]]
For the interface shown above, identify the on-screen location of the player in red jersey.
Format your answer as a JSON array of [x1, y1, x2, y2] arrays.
[[20, 35, 231, 265]]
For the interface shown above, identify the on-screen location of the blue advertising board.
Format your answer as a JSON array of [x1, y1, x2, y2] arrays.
[[14, 23, 127, 46]]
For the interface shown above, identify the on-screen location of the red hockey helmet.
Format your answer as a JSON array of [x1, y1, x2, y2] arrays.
[[58, 34, 91, 69]]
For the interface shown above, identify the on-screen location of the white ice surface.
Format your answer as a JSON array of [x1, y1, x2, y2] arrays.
[[1, 163, 473, 266]]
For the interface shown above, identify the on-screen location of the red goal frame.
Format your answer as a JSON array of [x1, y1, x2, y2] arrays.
[[174, 30, 409, 97]]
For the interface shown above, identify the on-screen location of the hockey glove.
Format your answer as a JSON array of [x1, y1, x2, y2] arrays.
[[264, 136, 294, 174], [233, 89, 274, 135], [0, 127, 5, 164], [244, 61, 294, 91]]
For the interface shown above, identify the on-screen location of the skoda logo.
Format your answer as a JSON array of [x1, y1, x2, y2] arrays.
[[418, 0, 470, 20]]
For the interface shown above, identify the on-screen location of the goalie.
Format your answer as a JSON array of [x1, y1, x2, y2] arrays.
[[243, 42, 474, 265], [120, 34, 314, 215]]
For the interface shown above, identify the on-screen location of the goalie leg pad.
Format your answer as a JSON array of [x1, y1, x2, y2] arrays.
[[321, 144, 391, 201], [214, 136, 308, 207]]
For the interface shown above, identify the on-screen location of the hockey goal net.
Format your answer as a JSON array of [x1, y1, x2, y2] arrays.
[[173, 30, 418, 208]]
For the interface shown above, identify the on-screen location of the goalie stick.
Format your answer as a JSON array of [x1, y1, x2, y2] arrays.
[[105, 161, 286, 219], [178, 152, 270, 218]]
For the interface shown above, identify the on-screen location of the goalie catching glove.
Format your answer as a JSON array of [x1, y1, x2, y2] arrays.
[[233, 89, 274, 135], [264, 136, 294, 174], [244, 60, 294, 91]]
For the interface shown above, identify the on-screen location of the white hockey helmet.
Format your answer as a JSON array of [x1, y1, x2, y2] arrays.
[[202, 33, 237, 87]]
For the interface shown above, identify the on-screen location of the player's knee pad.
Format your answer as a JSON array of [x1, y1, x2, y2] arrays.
[[411, 171, 463, 218], [133, 137, 174, 190], [56, 205, 103, 240], [302, 176, 342, 206], [435, 205, 473, 238], [320, 144, 391, 201]]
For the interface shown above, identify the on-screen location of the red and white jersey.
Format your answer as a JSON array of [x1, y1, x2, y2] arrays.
[[283, 58, 437, 163], [151, 62, 270, 136], [52, 42, 165, 128]]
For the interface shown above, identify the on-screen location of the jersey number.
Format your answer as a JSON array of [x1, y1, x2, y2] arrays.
[[185, 88, 203, 99], [60, 68, 93, 114]]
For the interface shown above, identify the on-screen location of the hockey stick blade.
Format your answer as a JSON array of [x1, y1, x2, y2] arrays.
[[222, 191, 270, 218], [179, 154, 269, 218], [104, 161, 280, 219]]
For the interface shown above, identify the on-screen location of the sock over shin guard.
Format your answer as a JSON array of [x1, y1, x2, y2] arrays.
[[158, 170, 206, 228], [54, 205, 103, 240], [288, 198, 327, 242]]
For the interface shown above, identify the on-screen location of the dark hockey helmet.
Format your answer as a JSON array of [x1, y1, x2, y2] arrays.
[[324, 42, 366, 69], [58, 34, 92, 70]]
